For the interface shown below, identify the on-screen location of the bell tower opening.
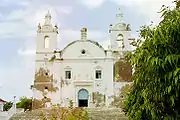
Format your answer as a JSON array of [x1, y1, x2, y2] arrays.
[[44, 36, 50, 48], [116, 34, 124, 48]]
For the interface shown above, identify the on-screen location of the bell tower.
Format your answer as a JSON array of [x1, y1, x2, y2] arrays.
[[35, 11, 58, 70], [109, 8, 133, 52]]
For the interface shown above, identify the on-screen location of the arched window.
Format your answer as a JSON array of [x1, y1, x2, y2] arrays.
[[116, 34, 123, 41], [44, 36, 50, 48], [116, 34, 124, 48]]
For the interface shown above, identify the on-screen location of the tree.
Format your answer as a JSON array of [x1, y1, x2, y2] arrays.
[[114, 57, 132, 82], [174, 0, 180, 8], [92, 92, 106, 107], [16, 97, 32, 112], [111, 83, 132, 108], [3, 101, 13, 111], [124, 3, 180, 120]]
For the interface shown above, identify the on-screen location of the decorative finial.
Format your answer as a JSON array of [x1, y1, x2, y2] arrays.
[[116, 8, 123, 22], [81, 28, 87, 41], [37, 23, 41, 32], [44, 10, 52, 25], [54, 24, 58, 33], [38, 23, 41, 27], [126, 24, 131, 31], [45, 10, 51, 18]]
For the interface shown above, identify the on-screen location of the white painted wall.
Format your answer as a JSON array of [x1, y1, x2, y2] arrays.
[[49, 40, 114, 107], [61, 40, 105, 59], [34, 39, 115, 107]]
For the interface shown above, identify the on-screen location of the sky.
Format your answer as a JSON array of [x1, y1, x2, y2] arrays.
[[0, 0, 175, 101]]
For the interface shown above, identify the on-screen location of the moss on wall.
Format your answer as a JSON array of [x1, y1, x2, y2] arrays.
[[114, 58, 132, 82], [49, 55, 56, 62], [32, 97, 52, 110], [32, 99, 44, 110], [34, 67, 58, 92], [92, 92, 106, 107]]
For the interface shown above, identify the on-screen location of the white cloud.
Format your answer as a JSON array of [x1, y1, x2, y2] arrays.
[[18, 37, 36, 56], [0, 0, 74, 101], [55, 6, 73, 14], [6, 9, 26, 21], [18, 1, 30, 6], [0, 0, 29, 7], [0, 0, 73, 39], [79, 0, 105, 9], [0, 12, 3, 19], [78, 0, 174, 25], [18, 49, 36, 56], [0, 57, 34, 101]]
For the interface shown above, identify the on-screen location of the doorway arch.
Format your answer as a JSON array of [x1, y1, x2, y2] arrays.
[[78, 89, 88, 107]]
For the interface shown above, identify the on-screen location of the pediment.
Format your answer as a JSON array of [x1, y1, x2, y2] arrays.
[[113, 23, 126, 31]]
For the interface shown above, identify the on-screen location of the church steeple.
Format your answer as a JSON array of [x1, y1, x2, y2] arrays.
[[109, 8, 133, 52], [36, 10, 58, 56], [116, 8, 123, 23], [44, 10, 52, 26]]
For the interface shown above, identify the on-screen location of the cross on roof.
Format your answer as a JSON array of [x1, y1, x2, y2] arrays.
[[116, 8, 123, 22]]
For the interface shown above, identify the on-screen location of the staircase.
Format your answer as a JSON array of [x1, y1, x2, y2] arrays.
[[9, 109, 43, 120], [87, 108, 128, 120], [0, 104, 20, 120]]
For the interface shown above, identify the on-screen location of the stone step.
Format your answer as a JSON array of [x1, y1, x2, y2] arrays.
[[10, 108, 128, 120], [87, 108, 128, 120]]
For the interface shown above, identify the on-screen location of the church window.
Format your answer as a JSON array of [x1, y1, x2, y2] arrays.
[[95, 70, 102, 79], [65, 71, 71, 79], [45, 87, 48, 90], [116, 34, 123, 41], [116, 34, 124, 48], [44, 36, 50, 48], [81, 49, 86, 54]]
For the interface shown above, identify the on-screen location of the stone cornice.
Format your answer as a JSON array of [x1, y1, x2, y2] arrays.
[[34, 82, 52, 84], [36, 57, 114, 62], [73, 80, 93, 86]]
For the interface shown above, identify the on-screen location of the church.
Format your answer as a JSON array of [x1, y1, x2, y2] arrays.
[[31, 8, 134, 108]]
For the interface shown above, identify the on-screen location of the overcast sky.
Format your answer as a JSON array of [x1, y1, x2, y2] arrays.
[[0, 0, 174, 101]]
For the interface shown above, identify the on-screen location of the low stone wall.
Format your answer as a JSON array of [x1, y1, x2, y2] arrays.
[[0, 106, 23, 120]]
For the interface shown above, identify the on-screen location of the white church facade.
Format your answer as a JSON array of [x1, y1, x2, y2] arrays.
[[32, 9, 134, 108]]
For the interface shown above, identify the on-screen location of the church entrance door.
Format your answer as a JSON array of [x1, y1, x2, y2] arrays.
[[78, 89, 88, 107]]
